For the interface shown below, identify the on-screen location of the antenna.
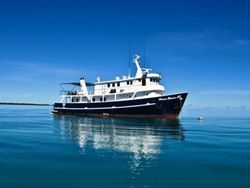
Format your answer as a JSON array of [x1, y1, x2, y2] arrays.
[[143, 39, 146, 68], [128, 40, 131, 78]]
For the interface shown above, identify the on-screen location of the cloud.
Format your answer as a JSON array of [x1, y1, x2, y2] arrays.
[[1, 61, 80, 75], [0, 61, 85, 83], [232, 39, 249, 46], [149, 30, 250, 54], [200, 90, 250, 96]]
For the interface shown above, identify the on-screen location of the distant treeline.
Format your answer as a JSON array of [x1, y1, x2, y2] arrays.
[[0, 102, 52, 106]]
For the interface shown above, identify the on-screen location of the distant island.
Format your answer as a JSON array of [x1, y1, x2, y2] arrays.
[[0, 102, 51, 106]]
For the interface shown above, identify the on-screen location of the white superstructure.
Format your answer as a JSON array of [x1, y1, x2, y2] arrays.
[[60, 55, 165, 104]]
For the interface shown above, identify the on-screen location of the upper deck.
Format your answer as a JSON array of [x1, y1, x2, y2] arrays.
[[90, 73, 163, 95]]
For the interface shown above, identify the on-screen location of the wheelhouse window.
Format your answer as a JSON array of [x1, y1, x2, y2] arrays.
[[112, 83, 115, 87], [150, 78, 159, 83], [92, 98, 95, 102], [117, 82, 120, 87], [107, 83, 110, 87], [127, 81, 129, 85]]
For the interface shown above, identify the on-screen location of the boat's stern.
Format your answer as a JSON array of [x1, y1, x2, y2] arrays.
[[52, 103, 63, 114]]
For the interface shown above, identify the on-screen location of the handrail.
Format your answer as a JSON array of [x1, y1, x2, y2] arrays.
[[61, 81, 160, 92]]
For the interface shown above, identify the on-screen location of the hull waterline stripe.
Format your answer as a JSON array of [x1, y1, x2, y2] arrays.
[[54, 103, 156, 110]]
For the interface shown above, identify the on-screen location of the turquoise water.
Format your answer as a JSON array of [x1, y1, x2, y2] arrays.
[[0, 105, 250, 187]]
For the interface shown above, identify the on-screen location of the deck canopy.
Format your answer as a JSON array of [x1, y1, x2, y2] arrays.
[[60, 82, 95, 86]]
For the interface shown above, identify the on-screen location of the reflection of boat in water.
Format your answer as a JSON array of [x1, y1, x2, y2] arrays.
[[54, 116, 185, 158]]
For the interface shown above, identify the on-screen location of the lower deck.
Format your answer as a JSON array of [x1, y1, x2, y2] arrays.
[[53, 93, 188, 119], [62, 90, 163, 103]]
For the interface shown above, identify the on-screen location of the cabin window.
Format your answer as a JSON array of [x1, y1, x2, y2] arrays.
[[130, 81, 133, 85], [92, 98, 95, 102], [142, 79, 146, 86], [112, 83, 115, 87], [72, 97, 80, 102], [107, 83, 110, 87], [138, 79, 141, 82], [100, 97, 103, 102], [104, 97, 106, 101], [127, 81, 129, 85], [117, 82, 120, 87], [110, 89, 116, 93], [150, 78, 153, 82]]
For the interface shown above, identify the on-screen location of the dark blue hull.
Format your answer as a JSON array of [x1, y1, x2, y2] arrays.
[[53, 93, 188, 119]]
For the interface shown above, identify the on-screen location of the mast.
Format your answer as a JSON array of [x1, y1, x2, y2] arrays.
[[133, 55, 143, 78]]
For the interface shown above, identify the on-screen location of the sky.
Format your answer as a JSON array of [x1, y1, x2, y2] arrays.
[[0, 0, 250, 107]]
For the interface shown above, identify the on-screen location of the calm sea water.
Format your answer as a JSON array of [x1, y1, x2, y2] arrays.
[[0, 105, 250, 188]]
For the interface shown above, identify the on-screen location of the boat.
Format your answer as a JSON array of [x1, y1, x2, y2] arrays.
[[52, 55, 188, 119], [197, 116, 204, 121]]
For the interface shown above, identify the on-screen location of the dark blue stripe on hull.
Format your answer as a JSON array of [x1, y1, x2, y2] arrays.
[[53, 93, 188, 118]]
